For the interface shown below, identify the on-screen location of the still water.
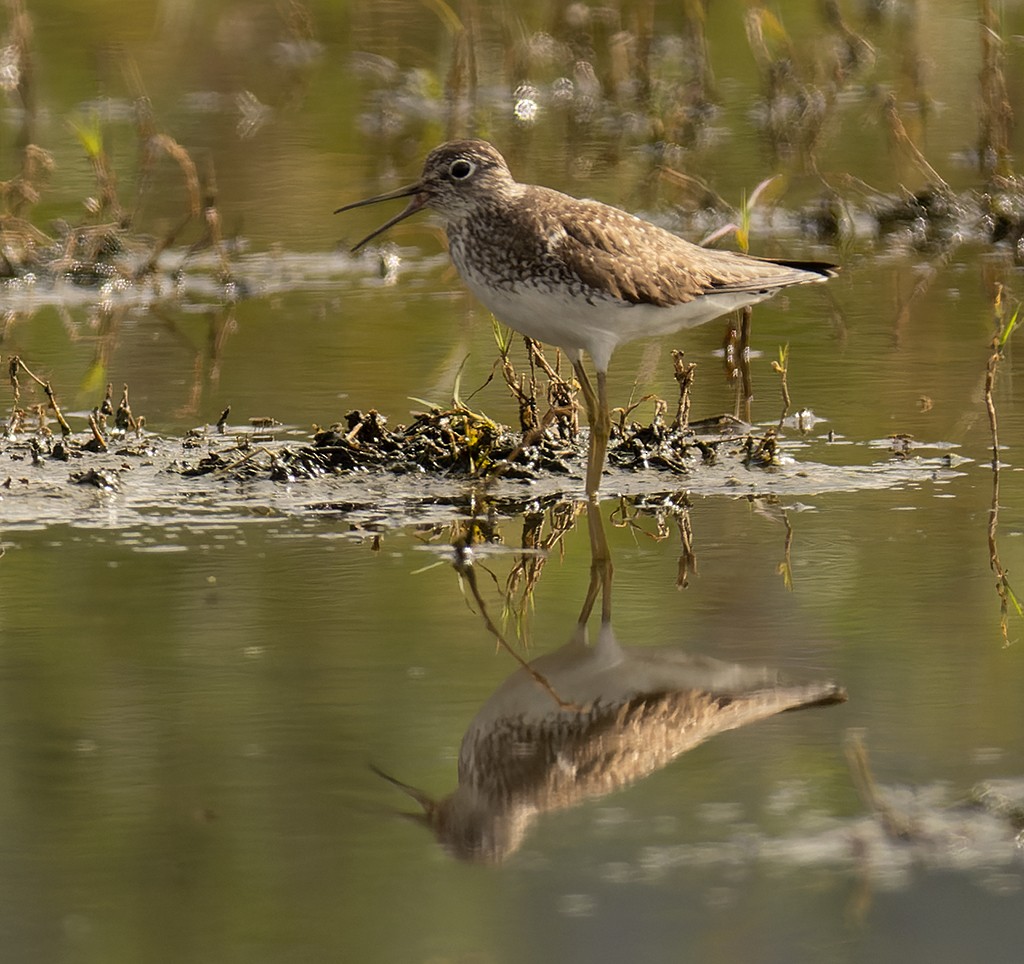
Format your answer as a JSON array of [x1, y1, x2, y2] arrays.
[[2, 1, 1024, 962]]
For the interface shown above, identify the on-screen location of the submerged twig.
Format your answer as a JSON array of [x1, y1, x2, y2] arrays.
[[69, 112, 125, 223], [495, 328, 538, 432], [984, 286, 1021, 645], [845, 730, 918, 841], [987, 465, 1020, 647], [503, 501, 583, 636], [777, 505, 794, 590], [115, 383, 136, 432], [882, 92, 949, 192], [610, 496, 672, 543], [133, 135, 205, 279], [772, 344, 791, 428], [978, 0, 1014, 178], [614, 392, 659, 435], [212, 444, 276, 478], [670, 349, 695, 432], [495, 403, 574, 478], [456, 550, 581, 711], [983, 284, 1016, 466], [85, 412, 107, 452], [675, 503, 697, 589], [7, 355, 71, 436]]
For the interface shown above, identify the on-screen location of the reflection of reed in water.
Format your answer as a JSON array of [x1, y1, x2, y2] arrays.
[[379, 496, 845, 862], [376, 619, 846, 864]]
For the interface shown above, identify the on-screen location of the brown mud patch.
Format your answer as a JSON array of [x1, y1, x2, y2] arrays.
[[0, 406, 965, 532]]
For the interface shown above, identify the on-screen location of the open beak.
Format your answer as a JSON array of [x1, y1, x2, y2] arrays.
[[369, 763, 438, 819], [334, 182, 428, 252]]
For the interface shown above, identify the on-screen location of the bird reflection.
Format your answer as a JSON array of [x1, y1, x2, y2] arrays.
[[376, 505, 846, 863]]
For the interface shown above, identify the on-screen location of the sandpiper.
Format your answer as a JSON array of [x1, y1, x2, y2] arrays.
[[373, 619, 846, 862], [336, 140, 836, 498]]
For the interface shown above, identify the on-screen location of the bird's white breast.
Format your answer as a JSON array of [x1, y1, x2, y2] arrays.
[[453, 257, 775, 374]]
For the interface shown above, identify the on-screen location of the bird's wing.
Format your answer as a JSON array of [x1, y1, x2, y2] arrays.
[[534, 191, 831, 306]]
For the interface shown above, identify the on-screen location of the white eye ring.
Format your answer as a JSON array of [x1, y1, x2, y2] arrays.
[[449, 159, 475, 180]]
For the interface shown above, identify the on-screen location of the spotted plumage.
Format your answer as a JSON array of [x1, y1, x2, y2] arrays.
[[372, 622, 847, 863], [336, 139, 836, 496]]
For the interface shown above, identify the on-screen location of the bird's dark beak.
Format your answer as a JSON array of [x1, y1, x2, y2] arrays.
[[334, 182, 428, 252], [369, 763, 437, 817]]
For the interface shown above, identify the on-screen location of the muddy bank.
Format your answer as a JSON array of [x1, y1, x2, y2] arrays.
[[0, 411, 966, 533]]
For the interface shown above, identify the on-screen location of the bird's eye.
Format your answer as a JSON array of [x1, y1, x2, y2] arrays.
[[449, 159, 475, 180]]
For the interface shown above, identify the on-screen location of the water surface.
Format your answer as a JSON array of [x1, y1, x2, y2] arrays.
[[2, 1, 1024, 962]]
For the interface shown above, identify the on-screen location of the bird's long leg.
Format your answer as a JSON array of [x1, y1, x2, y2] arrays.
[[593, 370, 613, 624], [571, 360, 611, 500], [576, 552, 602, 627], [589, 370, 611, 502], [576, 502, 614, 627], [738, 305, 753, 422], [572, 359, 599, 435], [572, 360, 614, 626]]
